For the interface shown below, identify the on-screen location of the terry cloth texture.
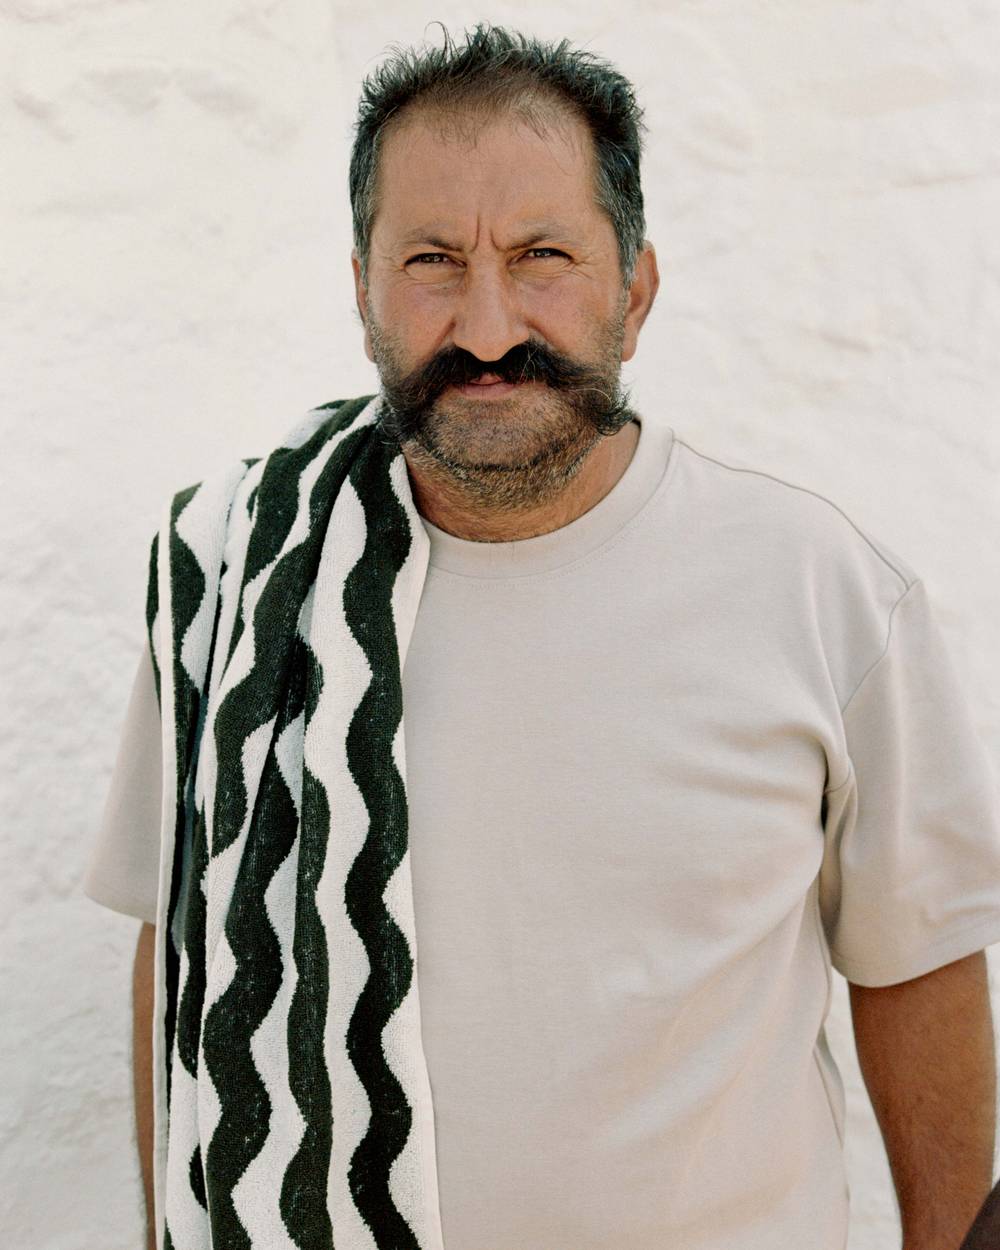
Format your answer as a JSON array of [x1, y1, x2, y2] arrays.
[[85, 398, 1000, 1250], [144, 395, 442, 1250]]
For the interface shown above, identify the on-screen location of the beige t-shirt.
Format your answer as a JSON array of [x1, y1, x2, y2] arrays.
[[83, 414, 1000, 1249]]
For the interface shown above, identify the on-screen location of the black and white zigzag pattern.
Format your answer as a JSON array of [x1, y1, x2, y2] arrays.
[[145, 395, 443, 1250]]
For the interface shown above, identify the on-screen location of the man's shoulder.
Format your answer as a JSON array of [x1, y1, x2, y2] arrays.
[[163, 394, 382, 517], [673, 433, 920, 597], [273, 393, 380, 452]]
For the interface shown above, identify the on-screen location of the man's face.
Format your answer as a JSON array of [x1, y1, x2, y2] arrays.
[[352, 105, 656, 512]]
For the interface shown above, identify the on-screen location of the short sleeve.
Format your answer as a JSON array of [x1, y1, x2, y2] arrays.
[[81, 639, 163, 925], [818, 577, 1000, 986]]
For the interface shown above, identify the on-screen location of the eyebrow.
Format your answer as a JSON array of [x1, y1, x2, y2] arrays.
[[397, 221, 579, 251]]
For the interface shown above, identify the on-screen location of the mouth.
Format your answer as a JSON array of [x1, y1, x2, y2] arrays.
[[452, 374, 531, 398]]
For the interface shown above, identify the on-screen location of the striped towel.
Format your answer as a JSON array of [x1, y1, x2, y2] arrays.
[[145, 394, 443, 1250]]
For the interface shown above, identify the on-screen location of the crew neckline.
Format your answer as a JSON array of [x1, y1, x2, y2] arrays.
[[418, 416, 676, 579]]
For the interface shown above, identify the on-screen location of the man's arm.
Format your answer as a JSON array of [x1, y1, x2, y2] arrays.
[[849, 949, 997, 1250], [134, 921, 156, 1250]]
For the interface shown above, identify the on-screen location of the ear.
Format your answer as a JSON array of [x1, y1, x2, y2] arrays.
[[351, 249, 375, 364], [620, 241, 660, 364]]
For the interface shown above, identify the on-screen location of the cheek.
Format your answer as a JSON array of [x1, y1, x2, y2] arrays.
[[523, 280, 568, 315], [523, 282, 596, 346], [381, 283, 451, 340]]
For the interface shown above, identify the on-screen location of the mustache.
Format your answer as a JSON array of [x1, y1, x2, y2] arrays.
[[406, 340, 596, 398], [373, 331, 636, 447]]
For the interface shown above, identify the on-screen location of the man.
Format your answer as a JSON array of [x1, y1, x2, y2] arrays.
[[83, 22, 1000, 1250]]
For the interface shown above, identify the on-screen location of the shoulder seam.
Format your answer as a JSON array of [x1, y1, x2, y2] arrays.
[[837, 577, 924, 719], [675, 439, 915, 595]]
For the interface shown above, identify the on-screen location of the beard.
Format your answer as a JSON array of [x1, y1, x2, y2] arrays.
[[366, 302, 637, 514]]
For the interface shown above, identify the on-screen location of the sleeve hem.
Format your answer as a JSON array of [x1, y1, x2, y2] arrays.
[[82, 880, 157, 926], [832, 915, 1000, 986]]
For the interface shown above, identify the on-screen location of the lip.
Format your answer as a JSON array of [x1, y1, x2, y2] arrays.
[[453, 380, 526, 397]]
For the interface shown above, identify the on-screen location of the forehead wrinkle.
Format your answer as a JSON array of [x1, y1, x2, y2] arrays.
[[397, 218, 582, 252]]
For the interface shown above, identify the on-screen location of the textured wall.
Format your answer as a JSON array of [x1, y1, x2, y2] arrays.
[[3, 3, 998, 1247]]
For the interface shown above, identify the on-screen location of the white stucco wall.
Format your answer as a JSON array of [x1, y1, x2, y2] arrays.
[[2, 3, 998, 1247]]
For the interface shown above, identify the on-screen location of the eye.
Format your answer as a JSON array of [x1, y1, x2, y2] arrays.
[[405, 248, 568, 265]]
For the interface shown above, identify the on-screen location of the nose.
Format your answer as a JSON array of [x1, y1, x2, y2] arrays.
[[450, 265, 530, 367]]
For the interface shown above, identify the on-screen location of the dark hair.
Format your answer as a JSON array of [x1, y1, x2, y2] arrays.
[[348, 22, 649, 290]]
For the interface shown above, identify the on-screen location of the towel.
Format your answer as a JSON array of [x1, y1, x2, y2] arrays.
[[146, 393, 443, 1250]]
